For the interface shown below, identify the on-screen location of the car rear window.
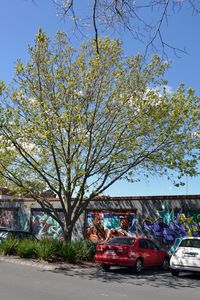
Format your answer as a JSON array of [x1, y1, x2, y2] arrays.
[[179, 239, 200, 248], [106, 237, 135, 245]]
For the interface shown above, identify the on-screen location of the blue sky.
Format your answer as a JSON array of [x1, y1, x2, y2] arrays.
[[0, 0, 199, 196]]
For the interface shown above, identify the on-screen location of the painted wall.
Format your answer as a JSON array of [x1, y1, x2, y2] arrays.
[[85, 196, 200, 250], [0, 206, 30, 231], [31, 209, 63, 239], [0, 195, 200, 250], [86, 211, 136, 242], [142, 201, 200, 248], [0, 208, 19, 228]]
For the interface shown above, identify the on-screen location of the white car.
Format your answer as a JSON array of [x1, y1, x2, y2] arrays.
[[170, 237, 200, 276]]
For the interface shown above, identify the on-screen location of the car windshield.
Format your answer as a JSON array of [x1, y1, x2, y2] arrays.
[[0, 230, 36, 240], [179, 239, 200, 248], [0, 232, 8, 238], [106, 237, 135, 245]]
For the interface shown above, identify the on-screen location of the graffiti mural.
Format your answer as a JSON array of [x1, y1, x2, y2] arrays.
[[31, 209, 64, 239], [143, 201, 200, 247], [0, 208, 19, 229], [86, 211, 136, 242], [18, 209, 31, 231]]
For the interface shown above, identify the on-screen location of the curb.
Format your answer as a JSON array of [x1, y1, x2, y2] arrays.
[[0, 255, 97, 271]]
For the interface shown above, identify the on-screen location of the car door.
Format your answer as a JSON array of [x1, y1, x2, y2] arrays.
[[178, 238, 200, 269], [138, 239, 153, 267], [146, 240, 163, 266]]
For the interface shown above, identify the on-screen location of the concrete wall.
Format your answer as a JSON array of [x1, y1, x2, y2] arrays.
[[0, 200, 30, 231], [0, 194, 200, 250], [85, 195, 200, 250]]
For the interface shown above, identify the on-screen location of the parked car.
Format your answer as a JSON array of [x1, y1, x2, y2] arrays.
[[168, 237, 183, 256], [94, 236, 170, 272], [170, 236, 200, 276], [0, 228, 38, 244]]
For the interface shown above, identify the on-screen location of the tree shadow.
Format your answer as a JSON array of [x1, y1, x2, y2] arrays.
[[41, 265, 200, 289]]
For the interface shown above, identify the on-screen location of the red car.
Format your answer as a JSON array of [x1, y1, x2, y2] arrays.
[[94, 236, 169, 272]]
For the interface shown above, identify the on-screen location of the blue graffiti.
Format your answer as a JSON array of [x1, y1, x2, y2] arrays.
[[143, 201, 200, 245]]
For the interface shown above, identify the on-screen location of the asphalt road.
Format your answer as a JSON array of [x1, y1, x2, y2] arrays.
[[0, 260, 200, 300]]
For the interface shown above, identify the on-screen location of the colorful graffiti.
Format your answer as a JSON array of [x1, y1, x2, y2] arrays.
[[86, 211, 136, 242], [17, 208, 31, 231], [0, 209, 19, 229], [0, 207, 30, 231], [31, 209, 63, 239], [143, 201, 200, 246]]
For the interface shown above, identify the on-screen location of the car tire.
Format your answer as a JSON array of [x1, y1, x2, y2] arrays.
[[171, 269, 179, 276], [134, 258, 143, 273], [101, 264, 110, 271], [162, 257, 170, 271]]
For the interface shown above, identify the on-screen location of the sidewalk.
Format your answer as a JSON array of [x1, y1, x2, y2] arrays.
[[0, 254, 97, 271]]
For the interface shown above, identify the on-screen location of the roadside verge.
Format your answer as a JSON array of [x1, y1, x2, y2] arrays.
[[0, 254, 97, 271]]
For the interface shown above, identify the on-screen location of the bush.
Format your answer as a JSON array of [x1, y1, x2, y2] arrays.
[[16, 239, 37, 258], [62, 242, 78, 263], [34, 238, 64, 261], [78, 240, 96, 261], [0, 237, 96, 263], [0, 237, 19, 255], [62, 240, 96, 263]]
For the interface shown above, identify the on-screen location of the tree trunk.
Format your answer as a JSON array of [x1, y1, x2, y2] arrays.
[[63, 226, 73, 242]]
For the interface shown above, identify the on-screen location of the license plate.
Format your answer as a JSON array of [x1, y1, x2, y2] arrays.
[[106, 250, 115, 254], [184, 252, 198, 257]]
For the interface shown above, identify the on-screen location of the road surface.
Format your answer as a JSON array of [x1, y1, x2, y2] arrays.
[[0, 260, 200, 300]]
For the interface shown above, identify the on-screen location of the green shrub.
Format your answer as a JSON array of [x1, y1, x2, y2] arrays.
[[0, 237, 96, 264], [62, 240, 96, 263], [62, 241, 79, 263], [81, 240, 96, 261], [0, 237, 19, 255], [16, 239, 37, 258], [34, 238, 64, 261]]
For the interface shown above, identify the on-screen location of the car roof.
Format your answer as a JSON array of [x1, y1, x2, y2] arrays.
[[0, 228, 19, 232], [0, 227, 10, 231], [181, 236, 200, 240], [0, 228, 34, 234], [108, 236, 151, 241], [133, 236, 153, 240]]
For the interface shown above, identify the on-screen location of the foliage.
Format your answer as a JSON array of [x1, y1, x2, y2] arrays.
[[0, 237, 96, 263], [16, 239, 38, 258], [34, 238, 63, 261], [62, 242, 81, 263], [81, 240, 96, 261], [62, 240, 96, 263], [0, 30, 199, 240], [0, 237, 19, 255]]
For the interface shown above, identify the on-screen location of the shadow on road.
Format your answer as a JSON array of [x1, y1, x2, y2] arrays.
[[41, 265, 200, 289]]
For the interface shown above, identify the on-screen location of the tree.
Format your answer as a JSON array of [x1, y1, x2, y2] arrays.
[[0, 30, 199, 240], [53, 0, 200, 56]]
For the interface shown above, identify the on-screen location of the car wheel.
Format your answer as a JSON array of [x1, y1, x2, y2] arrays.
[[134, 258, 143, 273], [162, 258, 170, 271], [171, 269, 179, 276], [101, 264, 110, 271]]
